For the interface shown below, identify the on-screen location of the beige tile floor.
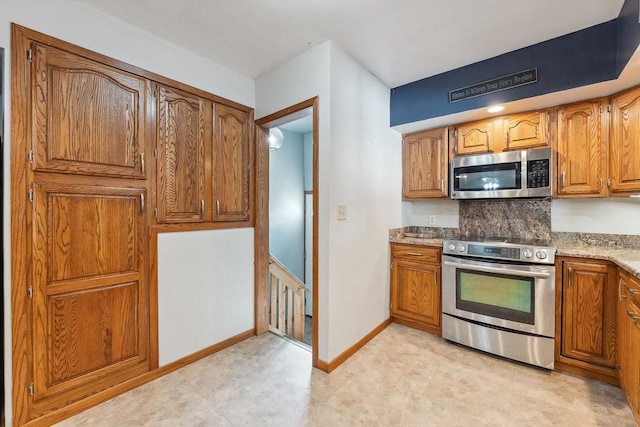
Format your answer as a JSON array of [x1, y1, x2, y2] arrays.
[[56, 323, 636, 426]]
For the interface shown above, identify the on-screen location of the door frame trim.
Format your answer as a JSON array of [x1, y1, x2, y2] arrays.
[[254, 97, 319, 367]]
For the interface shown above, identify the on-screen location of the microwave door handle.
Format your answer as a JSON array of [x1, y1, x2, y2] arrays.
[[443, 260, 551, 278]]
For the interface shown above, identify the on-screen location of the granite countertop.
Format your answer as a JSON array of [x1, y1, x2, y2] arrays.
[[389, 228, 640, 280]]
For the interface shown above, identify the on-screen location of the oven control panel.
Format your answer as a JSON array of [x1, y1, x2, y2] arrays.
[[443, 240, 556, 264]]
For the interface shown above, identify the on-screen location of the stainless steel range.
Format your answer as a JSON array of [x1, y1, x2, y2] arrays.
[[442, 237, 557, 369]]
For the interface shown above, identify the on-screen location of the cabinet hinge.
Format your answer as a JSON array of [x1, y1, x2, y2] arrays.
[[608, 104, 611, 113], [27, 49, 33, 62], [153, 207, 158, 218], [28, 150, 33, 163], [153, 148, 158, 158], [600, 105, 604, 114], [28, 286, 33, 300], [390, 262, 394, 270], [28, 189, 33, 202], [28, 383, 34, 396]]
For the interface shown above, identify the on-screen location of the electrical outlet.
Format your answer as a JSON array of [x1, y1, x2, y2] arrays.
[[429, 215, 436, 225], [337, 205, 347, 220]]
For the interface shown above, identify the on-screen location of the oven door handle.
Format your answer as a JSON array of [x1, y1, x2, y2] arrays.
[[443, 260, 551, 278]]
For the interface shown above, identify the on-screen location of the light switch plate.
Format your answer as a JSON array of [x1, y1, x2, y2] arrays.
[[337, 205, 347, 220]]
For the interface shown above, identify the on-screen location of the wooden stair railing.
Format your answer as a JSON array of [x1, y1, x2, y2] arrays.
[[269, 255, 310, 342]]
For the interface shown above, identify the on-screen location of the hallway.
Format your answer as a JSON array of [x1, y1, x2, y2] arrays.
[[56, 324, 634, 426]]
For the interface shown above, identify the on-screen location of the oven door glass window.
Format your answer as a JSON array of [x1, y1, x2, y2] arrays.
[[453, 162, 521, 192], [456, 268, 534, 325]]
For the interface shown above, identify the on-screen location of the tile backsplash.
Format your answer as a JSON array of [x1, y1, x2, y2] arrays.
[[458, 199, 551, 241]]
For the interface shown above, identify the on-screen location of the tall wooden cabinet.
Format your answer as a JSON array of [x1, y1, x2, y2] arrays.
[[610, 86, 640, 194], [12, 24, 255, 425], [156, 85, 209, 223], [390, 244, 441, 335], [31, 184, 149, 417], [19, 34, 151, 420], [402, 127, 449, 199], [556, 98, 608, 197], [555, 258, 617, 384]]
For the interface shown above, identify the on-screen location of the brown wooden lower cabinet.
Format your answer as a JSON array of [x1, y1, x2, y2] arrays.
[[618, 270, 640, 423], [555, 257, 618, 384], [29, 183, 150, 418], [390, 243, 441, 335]]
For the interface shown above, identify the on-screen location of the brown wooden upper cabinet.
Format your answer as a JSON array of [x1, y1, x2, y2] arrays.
[[31, 42, 147, 178], [504, 109, 550, 150], [556, 98, 608, 197], [453, 118, 497, 155], [156, 85, 210, 223], [213, 104, 252, 221], [452, 109, 552, 156], [610, 86, 640, 195], [402, 127, 449, 199]]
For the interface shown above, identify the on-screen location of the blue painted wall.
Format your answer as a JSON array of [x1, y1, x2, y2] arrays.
[[617, 0, 640, 75], [269, 129, 305, 282], [391, 0, 640, 126]]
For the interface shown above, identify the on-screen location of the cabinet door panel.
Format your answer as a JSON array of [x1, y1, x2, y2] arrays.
[[610, 87, 640, 193], [505, 110, 549, 150], [157, 86, 207, 223], [48, 282, 139, 385], [392, 260, 441, 327], [455, 120, 494, 155], [48, 192, 137, 281], [626, 302, 640, 413], [32, 43, 146, 178], [213, 104, 251, 222], [402, 127, 448, 199], [557, 100, 606, 197], [31, 183, 148, 413], [561, 261, 616, 367]]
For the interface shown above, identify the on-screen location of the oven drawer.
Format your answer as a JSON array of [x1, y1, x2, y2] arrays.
[[392, 244, 440, 263]]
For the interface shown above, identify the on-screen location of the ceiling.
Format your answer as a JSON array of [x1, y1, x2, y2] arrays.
[[80, 0, 625, 88]]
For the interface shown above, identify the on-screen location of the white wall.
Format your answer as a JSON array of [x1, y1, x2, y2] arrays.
[[255, 41, 332, 360], [269, 129, 305, 280], [157, 229, 254, 366], [551, 198, 640, 234], [256, 41, 403, 362], [402, 200, 460, 228], [0, 2, 255, 424], [326, 44, 402, 359]]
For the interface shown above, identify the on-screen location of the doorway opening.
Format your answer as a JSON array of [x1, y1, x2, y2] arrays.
[[255, 97, 318, 367]]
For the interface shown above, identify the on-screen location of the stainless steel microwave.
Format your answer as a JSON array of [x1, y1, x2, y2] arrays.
[[450, 147, 553, 199]]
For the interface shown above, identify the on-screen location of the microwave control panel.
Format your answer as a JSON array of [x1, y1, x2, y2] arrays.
[[527, 159, 550, 188]]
